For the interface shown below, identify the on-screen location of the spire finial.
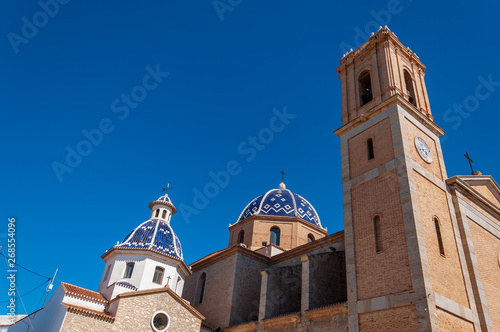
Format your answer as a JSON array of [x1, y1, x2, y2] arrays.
[[162, 183, 173, 194], [279, 171, 286, 190]]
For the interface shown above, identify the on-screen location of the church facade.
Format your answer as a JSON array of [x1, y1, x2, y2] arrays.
[[4, 27, 500, 331], [6, 194, 205, 332], [182, 27, 500, 331]]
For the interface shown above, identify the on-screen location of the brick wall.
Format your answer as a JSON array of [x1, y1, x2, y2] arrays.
[[359, 305, 418, 331], [229, 221, 256, 247], [183, 254, 237, 329], [351, 170, 412, 300], [415, 172, 469, 308], [468, 218, 500, 330], [348, 117, 394, 179], [405, 118, 442, 180], [436, 308, 474, 331], [248, 219, 325, 250], [469, 183, 500, 209]]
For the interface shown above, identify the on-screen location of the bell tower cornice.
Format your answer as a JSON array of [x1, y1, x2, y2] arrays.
[[336, 27, 432, 126]]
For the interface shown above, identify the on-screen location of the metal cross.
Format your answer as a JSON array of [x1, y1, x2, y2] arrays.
[[166, 275, 171, 284], [280, 170, 286, 182], [464, 152, 475, 175], [162, 183, 173, 192]]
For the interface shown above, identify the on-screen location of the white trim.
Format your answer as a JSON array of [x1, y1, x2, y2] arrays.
[[151, 310, 170, 331], [234, 194, 264, 224], [256, 189, 276, 214], [149, 220, 161, 250]]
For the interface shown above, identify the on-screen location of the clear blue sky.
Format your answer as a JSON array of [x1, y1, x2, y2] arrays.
[[1, 0, 499, 315]]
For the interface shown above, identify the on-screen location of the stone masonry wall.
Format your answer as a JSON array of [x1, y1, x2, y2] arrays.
[[309, 251, 346, 308], [61, 290, 201, 331], [114, 291, 201, 331], [266, 264, 301, 318], [60, 312, 114, 332], [229, 253, 267, 326]]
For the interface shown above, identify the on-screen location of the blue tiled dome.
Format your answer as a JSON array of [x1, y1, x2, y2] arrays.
[[114, 219, 183, 260], [236, 183, 323, 228]]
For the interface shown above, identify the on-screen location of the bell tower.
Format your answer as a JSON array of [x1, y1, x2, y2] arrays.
[[335, 27, 478, 331]]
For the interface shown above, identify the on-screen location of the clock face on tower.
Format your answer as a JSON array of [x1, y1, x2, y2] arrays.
[[415, 136, 433, 163]]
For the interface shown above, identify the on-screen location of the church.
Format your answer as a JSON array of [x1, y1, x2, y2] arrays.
[[5, 27, 500, 331]]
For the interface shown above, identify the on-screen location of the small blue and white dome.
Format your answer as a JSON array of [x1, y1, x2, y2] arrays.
[[113, 194, 183, 260], [236, 182, 323, 228]]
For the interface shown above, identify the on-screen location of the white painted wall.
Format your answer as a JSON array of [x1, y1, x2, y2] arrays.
[[8, 285, 67, 332], [98, 252, 188, 299], [62, 295, 106, 312], [150, 204, 173, 223]]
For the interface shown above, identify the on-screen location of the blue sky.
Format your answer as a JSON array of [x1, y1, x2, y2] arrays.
[[1, 0, 499, 315]]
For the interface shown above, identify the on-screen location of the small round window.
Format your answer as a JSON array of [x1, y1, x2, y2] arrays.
[[151, 311, 170, 331]]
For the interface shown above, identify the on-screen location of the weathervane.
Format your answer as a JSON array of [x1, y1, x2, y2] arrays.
[[464, 152, 475, 175], [280, 170, 286, 182], [162, 183, 173, 193]]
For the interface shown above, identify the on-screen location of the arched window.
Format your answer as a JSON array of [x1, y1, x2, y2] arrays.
[[162, 210, 167, 219], [374, 216, 383, 252], [367, 138, 375, 160], [124, 262, 134, 278], [238, 230, 245, 244], [404, 70, 416, 106], [152, 266, 164, 284], [195, 273, 207, 305], [434, 217, 445, 256], [270, 227, 280, 246], [359, 71, 372, 105], [155, 209, 160, 218], [307, 234, 315, 243]]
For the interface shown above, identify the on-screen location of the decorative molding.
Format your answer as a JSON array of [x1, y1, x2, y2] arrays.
[[305, 302, 348, 320], [110, 285, 205, 321], [261, 312, 300, 327], [334, 94, 444, 138], [63, 303, 115, 323], [225, 321, 257, 332]]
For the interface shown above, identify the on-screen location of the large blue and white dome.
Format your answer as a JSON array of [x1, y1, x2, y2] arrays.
[[113, 194, 183, 260], [236, 182, 323, 228]]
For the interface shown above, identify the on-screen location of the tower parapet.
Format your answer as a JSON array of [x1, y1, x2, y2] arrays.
[[337, 27, 432, 126]]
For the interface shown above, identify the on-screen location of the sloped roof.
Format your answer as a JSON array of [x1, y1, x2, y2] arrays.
[[61, 282, 108, 304]]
